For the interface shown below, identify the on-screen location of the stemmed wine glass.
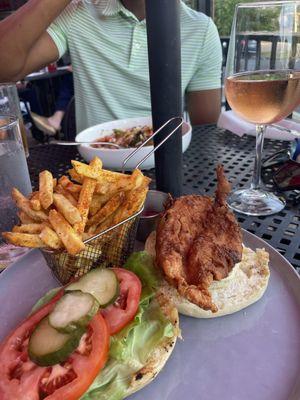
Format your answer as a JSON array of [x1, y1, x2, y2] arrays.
[[225, 1, 300, 216]]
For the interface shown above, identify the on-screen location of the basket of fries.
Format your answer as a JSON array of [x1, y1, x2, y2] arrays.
[[2, 117, 183, 284], [2, 157, 150, 284]]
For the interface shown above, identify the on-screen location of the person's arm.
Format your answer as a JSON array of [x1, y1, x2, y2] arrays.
[[186, 18, 223, 125], [0, 0, 71, 82], [187, 89, 221, 125]]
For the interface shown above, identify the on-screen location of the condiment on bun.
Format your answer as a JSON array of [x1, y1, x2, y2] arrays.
[[145, 231, 270, 318]]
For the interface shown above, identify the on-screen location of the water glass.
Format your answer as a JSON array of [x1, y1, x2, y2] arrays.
[[0, 115, 32, 267], [0, 83, 29, 157]]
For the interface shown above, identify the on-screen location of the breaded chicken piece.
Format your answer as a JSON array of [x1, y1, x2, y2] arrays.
[[156, 165, 243, 312]]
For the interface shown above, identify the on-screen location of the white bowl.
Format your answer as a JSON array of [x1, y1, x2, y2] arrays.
[[75, 116, 192, 171]]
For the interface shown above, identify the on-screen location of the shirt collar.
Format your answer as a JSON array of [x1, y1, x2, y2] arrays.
[[94, 0, 144, 22]]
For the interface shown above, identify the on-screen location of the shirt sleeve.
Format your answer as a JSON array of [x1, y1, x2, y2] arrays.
[[47, 2, 77, 58], [186, 18, 223, 92]]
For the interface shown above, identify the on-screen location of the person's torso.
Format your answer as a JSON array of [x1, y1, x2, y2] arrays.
[[66, 2, 212, 132]]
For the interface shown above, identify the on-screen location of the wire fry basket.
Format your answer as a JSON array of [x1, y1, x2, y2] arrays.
[[41, 117, 183, 284]]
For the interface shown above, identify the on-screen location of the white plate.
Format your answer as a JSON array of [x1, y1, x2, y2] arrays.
[[75, 116, 192, 171], [0, 230, 300, 399]]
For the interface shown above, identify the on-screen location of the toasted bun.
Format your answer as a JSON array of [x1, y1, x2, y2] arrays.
[[145, 231, 270, 318], [125, 292, 179, 397]]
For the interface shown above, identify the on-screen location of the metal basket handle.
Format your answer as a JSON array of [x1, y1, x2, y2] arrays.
[[122, 116, 183, 173]]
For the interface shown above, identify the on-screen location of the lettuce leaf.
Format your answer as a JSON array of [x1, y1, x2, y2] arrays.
[[82, 298, 174, 400], [124, 251, 159, 291]]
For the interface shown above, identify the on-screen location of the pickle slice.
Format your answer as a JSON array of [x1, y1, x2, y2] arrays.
[[66, 268, 119, 308], [48, 291, 99, 333], [28, 317, 85, 366]]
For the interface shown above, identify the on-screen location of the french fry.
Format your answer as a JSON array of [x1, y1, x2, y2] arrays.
[[48, 210, 85, 255], [58, 176, 82, 193], [53, 178, 57, 188], [112, 178, 149, 225], [95, 175, 131, 194], [54, 184, 77, 206], [30, 199, 41, 211], [68, 168, 83, 184], [73, 158, 98, 234], [97, 169, 130, 183], [12, 188, 48, 222], [29, 192, 42, 211], [73, 177, 97, 234], [18, 211, 36, 224], [12, 223, 44, 234], [94, 169, 143, 195], [87, 192, 125, 230], [131, 169, 148, 189], [39, 226, 63, 250], [89, 194, 104, 216], [53, 193, 82, 225], [39, 170, 54, 209], [2, 232, 46, 248], [71, 157, 102, 180], [91, 192, 117, 209], [94, 211, 117, 234]]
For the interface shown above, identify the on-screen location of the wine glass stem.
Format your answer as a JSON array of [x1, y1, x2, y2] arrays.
[[251, 124, 266, 190]]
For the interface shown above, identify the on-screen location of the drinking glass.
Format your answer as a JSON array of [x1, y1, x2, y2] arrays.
[[0, 83, 29, 157], [0, 104, 32, 268], [225, 1, 300, 216]]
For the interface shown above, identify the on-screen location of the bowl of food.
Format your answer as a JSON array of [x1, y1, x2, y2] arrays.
[[75, 116, 192, 171]]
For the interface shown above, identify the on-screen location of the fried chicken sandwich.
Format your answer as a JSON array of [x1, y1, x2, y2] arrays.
[[145, 166, 270, 318]]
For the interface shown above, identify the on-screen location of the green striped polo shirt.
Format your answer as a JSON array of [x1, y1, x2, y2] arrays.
[[47, 0, 222, 133]]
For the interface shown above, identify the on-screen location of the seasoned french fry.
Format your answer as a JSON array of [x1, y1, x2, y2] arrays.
[[68, 168, 83, 184], [95, 175, 131, 194], [87, 192, 125, 230], [18, 211, 36, 224], [71, 158, 102, 180], [2, 232, 46, 248], [39, 226, 63, 250], [98, 169, 130, 182], [89, 194, 104, 216], [12, 223, 43, 234], [54, 184, 77, 206], [112, 178, 149, 225], [131, 169, 148, 189], [73, 177, 97, 234], [58, 176, 82, 193], [53, 178, 57, 188], [90, 192, 117, 211], [48, 210, 85, 255], [39, 170, 54, 209], [94, 169, 143, 195], [29, 192, 42, 211], [94, 211, 117, 234], [53, 193, 82, 225], [30, 199, 41, 211], [12, 188, 48, 222]]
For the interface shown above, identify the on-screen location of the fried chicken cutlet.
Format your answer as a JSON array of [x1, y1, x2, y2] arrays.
[[156, 165, 243, 313]]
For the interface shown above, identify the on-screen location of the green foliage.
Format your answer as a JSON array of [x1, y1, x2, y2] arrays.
[[214, 0, 258, 36]]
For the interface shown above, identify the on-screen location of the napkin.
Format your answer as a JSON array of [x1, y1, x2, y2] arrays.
[[217, 110, 300, 141]]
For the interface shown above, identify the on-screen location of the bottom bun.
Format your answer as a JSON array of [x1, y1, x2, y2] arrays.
[[125, 292, 179, 397], [145, 231, 270, 318]]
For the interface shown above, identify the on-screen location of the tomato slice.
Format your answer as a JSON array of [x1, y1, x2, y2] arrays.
[[0, 290, 109, 400], [101, 268, 142, 335]]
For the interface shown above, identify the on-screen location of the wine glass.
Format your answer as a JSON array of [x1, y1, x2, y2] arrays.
[[225, 1, 300, 216]]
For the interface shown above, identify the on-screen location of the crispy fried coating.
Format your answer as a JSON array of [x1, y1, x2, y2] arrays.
[[156, 165, 243, 312]]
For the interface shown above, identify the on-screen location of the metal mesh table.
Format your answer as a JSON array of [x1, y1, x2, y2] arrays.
[[27, 125, 300, 273]]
